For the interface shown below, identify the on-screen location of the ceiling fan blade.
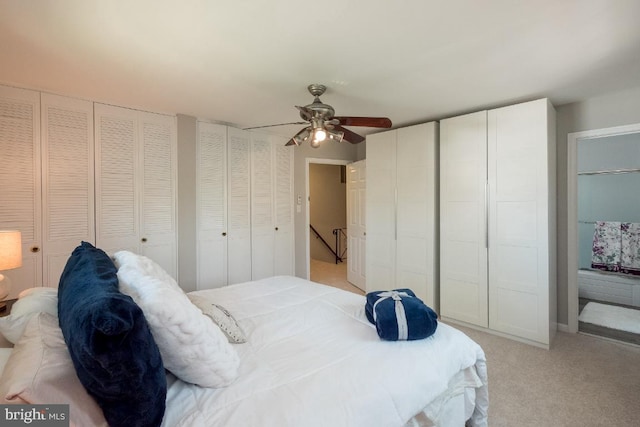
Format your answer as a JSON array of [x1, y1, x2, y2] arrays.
[[334, 117, 392, 128], [244, 121, 307, 130], [335, 125, 365, 144]]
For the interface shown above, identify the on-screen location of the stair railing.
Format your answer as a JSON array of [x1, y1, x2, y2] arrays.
[[310, 224, 344, 264]]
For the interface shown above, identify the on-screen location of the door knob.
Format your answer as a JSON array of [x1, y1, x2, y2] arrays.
[[222, 232, 227, 236], [30, 246, 40, 253], [141, 238, 147, 243], [275, 227, 279, 231]]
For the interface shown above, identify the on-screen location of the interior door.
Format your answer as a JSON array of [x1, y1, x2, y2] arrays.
[[347, 160, 366, 290]]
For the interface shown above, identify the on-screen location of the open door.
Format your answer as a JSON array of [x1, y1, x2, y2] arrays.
[[347, 160, 366, 290]]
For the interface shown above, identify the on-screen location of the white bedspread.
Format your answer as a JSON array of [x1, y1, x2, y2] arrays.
[[162, 276, 488, 427]]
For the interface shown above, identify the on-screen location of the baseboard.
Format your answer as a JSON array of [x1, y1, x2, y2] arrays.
[[441, 317, 551, 349], [557, 323, 570, 333]]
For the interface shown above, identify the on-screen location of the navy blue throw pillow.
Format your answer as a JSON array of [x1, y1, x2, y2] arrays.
[[58, 242, 166, 427], [365, 289, 438, 341]]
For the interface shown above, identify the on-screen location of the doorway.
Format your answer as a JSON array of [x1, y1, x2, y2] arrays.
[[306, 158, 363, 294], [568, 123, 640, 343]]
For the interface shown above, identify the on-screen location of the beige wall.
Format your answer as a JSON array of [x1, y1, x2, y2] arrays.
[[556, 85, 640, 325], [309, 164, 347, 263]]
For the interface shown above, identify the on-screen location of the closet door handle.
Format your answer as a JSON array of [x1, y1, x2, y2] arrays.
[[484, 181, 489, 249], [222, 232, 227, 237], [394, 187, 398, 241]]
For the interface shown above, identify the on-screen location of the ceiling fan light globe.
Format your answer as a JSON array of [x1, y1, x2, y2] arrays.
[[313, 128, 327, 143]]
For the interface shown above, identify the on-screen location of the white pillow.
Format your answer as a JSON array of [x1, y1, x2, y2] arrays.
[[113, 251, 239, 387], [0, 287, 58, 344], [0, 313, 108, 426]]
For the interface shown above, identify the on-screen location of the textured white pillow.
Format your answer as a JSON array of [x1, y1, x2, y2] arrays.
[[113, 251, 239, 387], [0, 287, 58, 344]]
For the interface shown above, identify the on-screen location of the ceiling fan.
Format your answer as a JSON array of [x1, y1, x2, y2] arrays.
[[247, 84, 392, 147]]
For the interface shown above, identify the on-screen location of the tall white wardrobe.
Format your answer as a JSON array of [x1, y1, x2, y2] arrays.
[[195, 122, 294, 290], [365, 122, 439, 309], [0, 85, 177, 297], [440, 98, 556, 347]]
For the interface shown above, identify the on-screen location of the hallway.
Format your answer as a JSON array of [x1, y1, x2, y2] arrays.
[[309, 259, 364, 295]]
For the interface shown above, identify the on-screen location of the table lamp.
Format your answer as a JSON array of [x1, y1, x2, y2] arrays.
[[0, 230, 22, 311]]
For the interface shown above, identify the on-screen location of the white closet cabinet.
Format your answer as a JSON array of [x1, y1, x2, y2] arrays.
[[250, 132, 294, 280], [366, 122, 438, 309], [95, 103, 177, 278], [440, 98, 556, 347], [0, 87, 94, 295], [196, 123, 253, 288]]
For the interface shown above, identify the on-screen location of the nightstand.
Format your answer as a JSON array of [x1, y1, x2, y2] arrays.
[[0, 298, 16, 317]]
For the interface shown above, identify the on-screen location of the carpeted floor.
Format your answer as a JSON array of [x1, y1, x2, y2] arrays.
[[457, 325, 640, 426], [311, 261, 640, 426]]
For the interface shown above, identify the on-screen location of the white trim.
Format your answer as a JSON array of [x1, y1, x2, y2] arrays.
[[567, 122, 640, 334], [557, 323, 570, 333], [304, 158, 352, 280]]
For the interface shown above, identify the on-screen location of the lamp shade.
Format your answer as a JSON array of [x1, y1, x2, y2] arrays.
[[0, 230, 22, 271]]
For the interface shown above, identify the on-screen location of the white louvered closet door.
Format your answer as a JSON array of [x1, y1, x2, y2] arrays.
[[95, 104, 139, 256], [139, 111, 177, 278], [197, 122, 228, 289], [0, 86, 41, 297], [273, 140, 294, 276], [227, 127, 252, 284], [250, 132, 275, 280], [95, 104, 177, 278], [41, 93, 94, 287]]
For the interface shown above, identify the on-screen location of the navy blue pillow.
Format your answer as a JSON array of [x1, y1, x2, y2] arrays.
[[58, 242, 166, 427], [365, 289, 438, 341]]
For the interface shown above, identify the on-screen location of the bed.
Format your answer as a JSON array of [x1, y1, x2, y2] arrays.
[[0, 245, 488, 427]]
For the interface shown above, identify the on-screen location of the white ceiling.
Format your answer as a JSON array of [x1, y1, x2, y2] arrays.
[[2, 0, 640, 139]]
